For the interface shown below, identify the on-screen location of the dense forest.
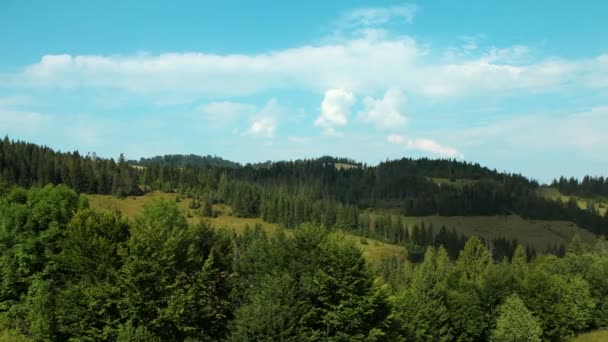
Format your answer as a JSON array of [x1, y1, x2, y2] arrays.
[[2, 137, 608, 340], [131, 154, 240, 169], [2, 137, 608, 239], [0, 184, 607, 341], [553, 176, 608, 198]]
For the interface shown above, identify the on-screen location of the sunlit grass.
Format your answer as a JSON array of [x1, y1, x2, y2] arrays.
[[538, 187, 608, 217], [87, 193, 408, 263], [571, 330, 608, 342]]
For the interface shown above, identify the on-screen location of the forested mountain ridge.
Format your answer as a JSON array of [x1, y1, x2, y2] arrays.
[[131, 153, 240, 169], [1, 136, 607, 238]]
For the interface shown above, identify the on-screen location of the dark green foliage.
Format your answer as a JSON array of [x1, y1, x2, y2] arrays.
[[118, 200, 232, 340], [0, 137, 141, 196], [553, 175, 608, 197], [229, 225, 390, 341], [1, 138, 608, 341], [2, 137, 607, 235], [0, 186, 607, 341], [132, 154, 240, 169]]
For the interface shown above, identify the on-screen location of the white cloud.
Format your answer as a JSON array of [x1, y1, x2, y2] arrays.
[[246, 117, 276, 138], [359, 88, 407, 129], [5, 0, 607, 122], [388, 134, 463, 158], [315, 88, 355, 135], [16, 35, 607, 100], [244, 99, 282, 138]]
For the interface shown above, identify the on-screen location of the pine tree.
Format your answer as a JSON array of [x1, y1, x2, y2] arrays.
[[491, 294, 542, 342]]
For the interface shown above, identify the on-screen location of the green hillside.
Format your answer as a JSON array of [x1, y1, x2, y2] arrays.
[[364, 209, 595, 251], [538, 186, 608, 217], [88, 192, 595, 255], [87, 192, 408, 263]]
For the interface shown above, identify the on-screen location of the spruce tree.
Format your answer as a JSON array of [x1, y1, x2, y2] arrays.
[[491, 294, 542, 342]]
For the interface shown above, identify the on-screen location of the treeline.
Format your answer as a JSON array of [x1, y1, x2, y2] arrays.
[[0, 137, 141, 197], [132, 153, 240, 169], [553, 175, 608, 198], [2, 137, 608, 236], [1, 184, 607, 341], [357, 213, 553, 262]]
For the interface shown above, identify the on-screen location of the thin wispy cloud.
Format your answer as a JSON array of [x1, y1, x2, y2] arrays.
[[336, 3, 418, 28]]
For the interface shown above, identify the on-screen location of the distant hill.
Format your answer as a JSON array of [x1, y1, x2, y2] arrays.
[[1, 137, 607, 238], [131, 154, 240, 168]]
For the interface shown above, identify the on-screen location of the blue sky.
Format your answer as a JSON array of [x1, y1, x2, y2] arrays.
[[1, 0, 607, 182]]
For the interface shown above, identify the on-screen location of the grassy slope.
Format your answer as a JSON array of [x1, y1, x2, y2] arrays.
[[430, 177, 479, 188], [364, 209, 595, 251], [572, 330, 608, 342], [538, 187, 608, 217], [87, 192, 407, 263]]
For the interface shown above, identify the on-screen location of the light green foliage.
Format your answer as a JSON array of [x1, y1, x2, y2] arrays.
[[116, 322, 161, 342], [572, 330, 608, 342], [25, 278, 55, 341], [390, 247, 453, 341], [0, 185, 80, 336], [491, 294, 542, 342], [0, 329, 32, 342], [523, 266, 595, 341], [567, 233, 589, 256], [456, 236, 492, 283]]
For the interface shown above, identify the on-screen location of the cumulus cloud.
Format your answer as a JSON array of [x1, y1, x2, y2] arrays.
[[246, 117, 276, 138], [245, 99, 282, 138], [359, 88, 407, 129], [388, 134, 463, 158], [315, 88, 355, 135]]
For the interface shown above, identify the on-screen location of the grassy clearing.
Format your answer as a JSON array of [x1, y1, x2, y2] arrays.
[[0, 330, 31, 342], [87, 192, 407, 263], [571, 330, 608, 342], [89, 192, 597, 253], [365, 209, 595, 251], [430, 177, 479, 188], [334, 163, 359, 170], [538, 187, 608, 217]]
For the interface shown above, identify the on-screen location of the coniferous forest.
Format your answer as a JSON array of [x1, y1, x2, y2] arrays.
[[1, 137, 608, 341]]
